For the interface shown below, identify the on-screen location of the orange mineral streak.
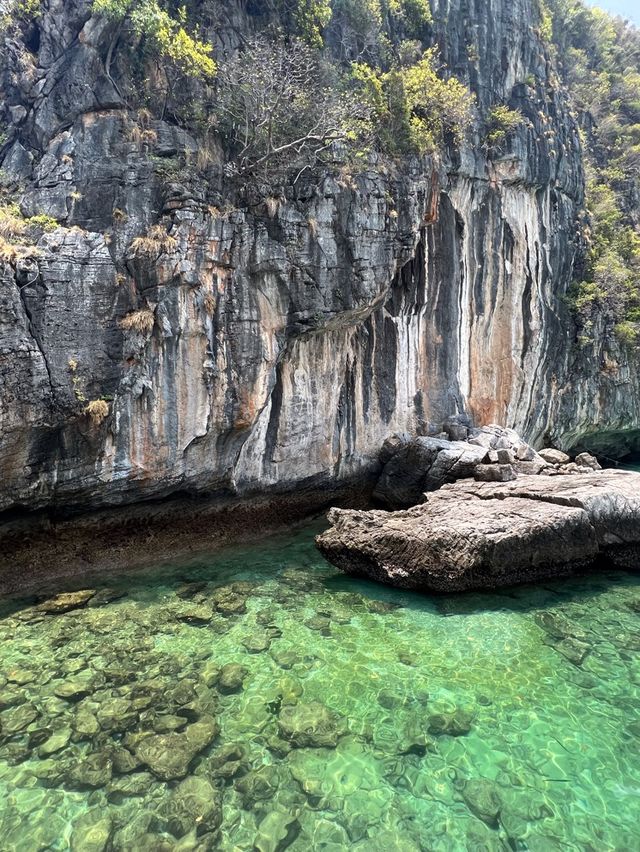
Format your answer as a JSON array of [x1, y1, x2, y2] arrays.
[[424, 171, 440, 225], [233, 389, 259, 431], [467, 325, 514, 427], [128, 387, 161, 480]]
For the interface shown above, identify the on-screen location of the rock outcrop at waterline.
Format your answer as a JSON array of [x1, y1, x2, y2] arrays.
[[373, 423, 601, 508], [316, 471, 640, 592], [0, 0, 638, 528]]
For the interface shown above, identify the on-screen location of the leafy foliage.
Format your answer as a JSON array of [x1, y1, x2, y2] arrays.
[[0, 0, 41, 30], [15, 0, 41, 18], [352, 49, 474, 155], [547, 0, 640, 346], [89, 0, 469, 185], [486, 105, 524, 148], [292, 0, 333, 47], [327, 0, 432, 63], [92, 0, 216, 80]]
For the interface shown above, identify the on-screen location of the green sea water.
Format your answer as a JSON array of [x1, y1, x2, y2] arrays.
[[0, 521, 639, 851]]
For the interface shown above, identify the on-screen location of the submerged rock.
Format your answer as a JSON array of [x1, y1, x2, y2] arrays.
[[96, 697, 138, 732], [176, 605, 215, 625], [254, 809, 300, 852], [71, 752, 113, 788], [35, 590, 96, 614], [1, 702, 38, 733], [70, 809, 112, 852], [134, 715, 219, 780], [38, 726, 72, 756], [551, 637, 592, 667], [235, 764, 289, 810], [317, 471, 640, 592], [160, 775, 222, 838], [427, 709, 474, 737], [6, 667, 37, 685], [134, 733, 193, 780], [278, 701, 347, 748], [55, 674, 96, 701], [242, 632, 272, 653], [217, 664, 248, 694], [461, 779, 502, 826]]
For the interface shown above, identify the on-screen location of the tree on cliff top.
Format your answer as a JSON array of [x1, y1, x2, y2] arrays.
[[214, 33, 474, 179], [215, 36, 364, 178]]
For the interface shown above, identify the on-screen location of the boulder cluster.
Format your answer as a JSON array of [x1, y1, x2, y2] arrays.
[[375, 423, 601, 509]]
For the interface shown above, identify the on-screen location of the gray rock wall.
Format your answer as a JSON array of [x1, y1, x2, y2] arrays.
[[0, 0, 638, 520]]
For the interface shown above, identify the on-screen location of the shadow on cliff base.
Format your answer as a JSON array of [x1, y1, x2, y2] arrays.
[[570, 428, 640, 467]]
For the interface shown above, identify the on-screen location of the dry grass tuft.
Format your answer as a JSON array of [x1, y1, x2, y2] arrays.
[[197, 145, 216, 172], [203, 292, 216, 316], [138, 108, 152, 128], [85, 399, 109, 425], [0, 236, 42, 264], [307, 217, 318, 239], [140, 128, 158, 146], [128, 125, 144, 147], [0, 237, 18, 263], [265, 197, 281, 218], [119, 308, 155, 335], [336, 166, 358, 191], [129, 224, 177, 256], [0, 205, 27, 241]]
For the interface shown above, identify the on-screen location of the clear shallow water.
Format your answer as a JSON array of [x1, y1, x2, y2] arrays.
[[0, 522, 639, 851]]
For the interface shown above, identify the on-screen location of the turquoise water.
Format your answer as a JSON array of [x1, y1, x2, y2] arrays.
[[0, 521, 639, 851]]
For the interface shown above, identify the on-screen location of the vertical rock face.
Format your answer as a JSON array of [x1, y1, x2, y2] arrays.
[[0, 0, 636, 519]]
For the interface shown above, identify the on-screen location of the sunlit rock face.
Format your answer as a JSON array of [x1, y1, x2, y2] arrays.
[[0, 0, 637, 519]]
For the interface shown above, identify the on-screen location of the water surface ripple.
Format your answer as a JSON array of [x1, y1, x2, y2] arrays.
[[0, 522, 639, 850]]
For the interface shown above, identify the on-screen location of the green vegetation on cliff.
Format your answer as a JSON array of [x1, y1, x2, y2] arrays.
[[547, 0, 640, 346], [84, 0, 473, 180], [92, 0, 216, 79]]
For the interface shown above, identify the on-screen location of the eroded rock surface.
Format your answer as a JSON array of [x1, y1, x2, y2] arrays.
[[1, 0, 635, 540], [317, 471, 640, 592]]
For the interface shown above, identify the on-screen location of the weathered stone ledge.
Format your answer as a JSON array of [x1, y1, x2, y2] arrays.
[[316, 471, 640, 592], [0, 477, 373, 598]]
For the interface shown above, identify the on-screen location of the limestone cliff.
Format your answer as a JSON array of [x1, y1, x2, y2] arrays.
[[0, 0, 637, 525]]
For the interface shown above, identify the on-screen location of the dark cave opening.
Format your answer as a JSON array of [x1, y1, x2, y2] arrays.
[[570, 429, 640, 466]]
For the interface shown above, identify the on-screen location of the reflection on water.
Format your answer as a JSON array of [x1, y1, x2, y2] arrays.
[[0, 521, 639, 850]]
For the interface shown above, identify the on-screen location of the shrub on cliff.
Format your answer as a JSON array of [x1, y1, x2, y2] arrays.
[[326, 0, 431, 62], [92, 0, 216, 80], [486, 105, 525, 148], [352, 49, 474, 155], [215, 31, 473, 180]]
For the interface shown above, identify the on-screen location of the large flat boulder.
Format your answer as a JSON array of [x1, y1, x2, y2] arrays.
[[316, 471, 640, 592]]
